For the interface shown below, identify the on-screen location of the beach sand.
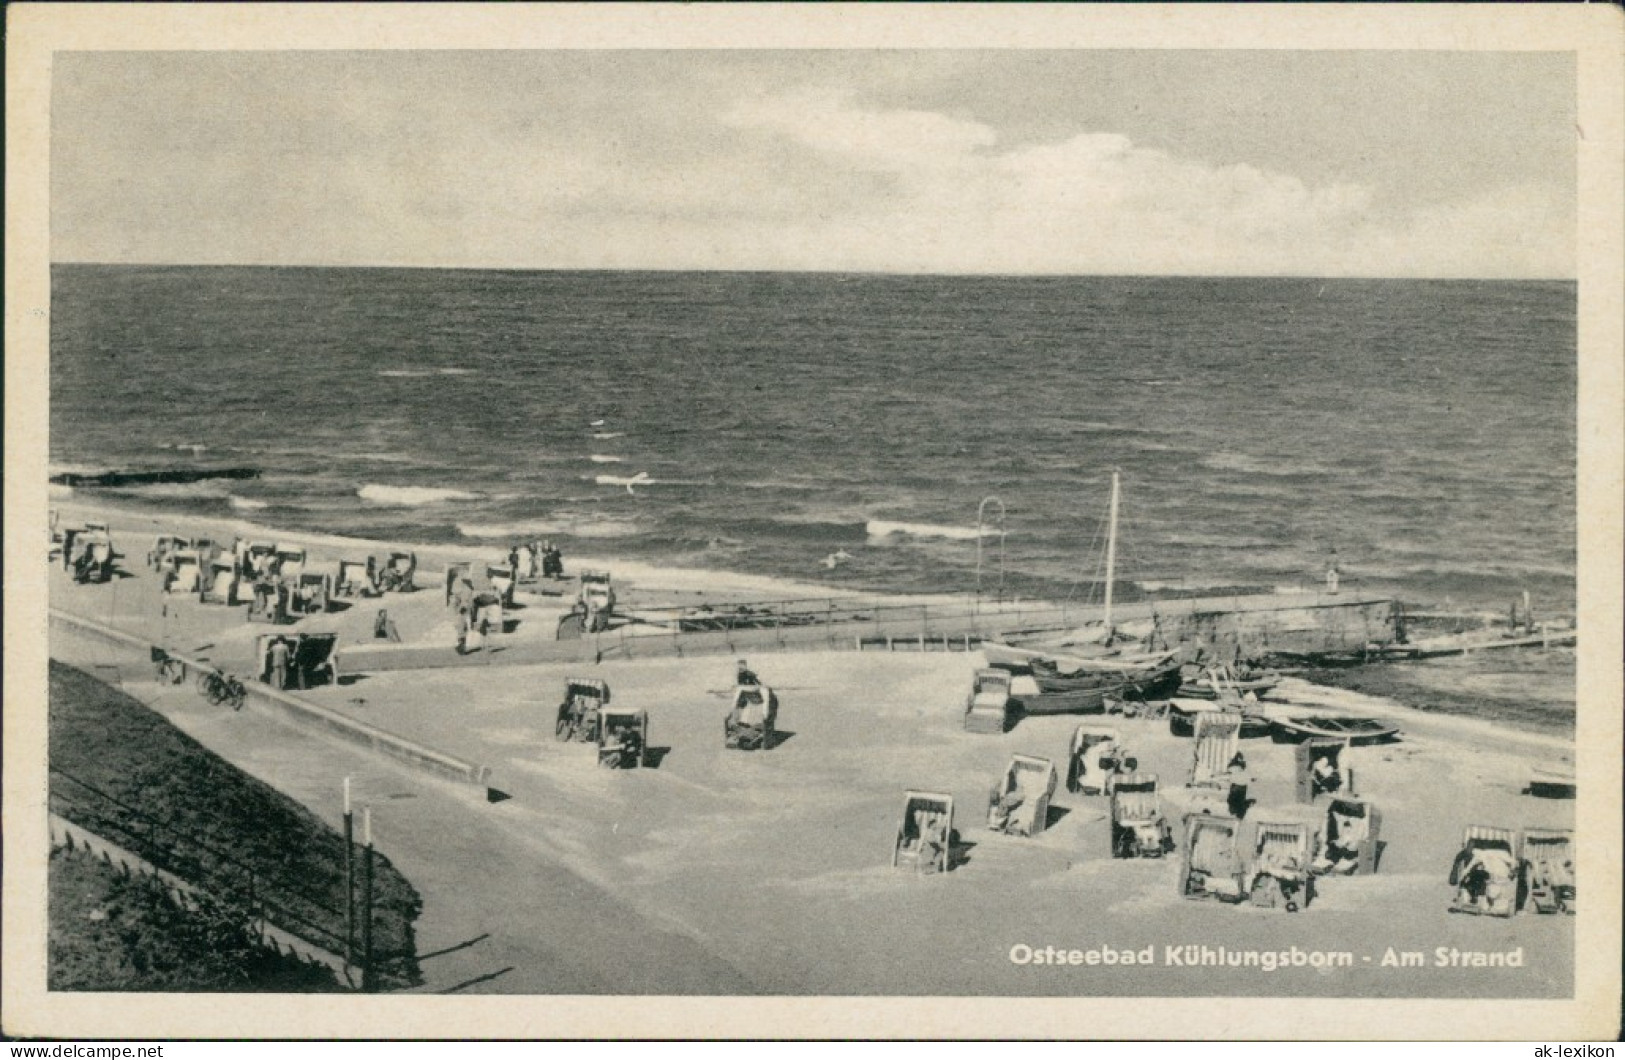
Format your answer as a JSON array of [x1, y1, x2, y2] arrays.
[[46, 498, 1577, 997]]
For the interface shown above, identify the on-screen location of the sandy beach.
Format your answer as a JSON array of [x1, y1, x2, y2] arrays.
[[47, 496, 1578, 997]]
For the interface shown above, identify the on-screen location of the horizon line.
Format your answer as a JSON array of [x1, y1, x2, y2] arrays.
[[48, 260, 1577, 283]]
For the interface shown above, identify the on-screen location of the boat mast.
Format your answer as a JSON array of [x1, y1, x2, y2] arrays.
[[1103, 470, 1119, 636]]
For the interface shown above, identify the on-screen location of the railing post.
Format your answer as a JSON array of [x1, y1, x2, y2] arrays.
[[361, 808, 375, 994]]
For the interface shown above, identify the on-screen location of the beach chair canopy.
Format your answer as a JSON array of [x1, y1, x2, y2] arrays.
[[1190, 712, 1243, 787], [900, 792, 954, 839], [1461, 824, 1516, 854], [599, 708, 647, 736], [972, 669, 1012, 695], [1111, 773, 1161, 821], [1071, 725, 1121, 755], [1253, 821, 1313, 871], [1002, 754, 1058, 798], [565, 677, 610, 703]]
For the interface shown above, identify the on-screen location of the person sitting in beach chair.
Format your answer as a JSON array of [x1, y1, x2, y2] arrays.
[[986, 755, 1058, 838], [725, 682, 778, 751], [556, 678, 609, 743], [1296, 738, 1353, 802], [893, 792, 954, 874], [1067, 726, 1135, 796], [1313, 797, 1382, 876], [1110, 774, 1174, 859], [596, 708, 648, 769], [1247, 821, 1316, 912], [246, 580, 290, 624], [380, 551, 417, 593], [1449, 826, 1519, 917], [1521, 829, 1576, 915]]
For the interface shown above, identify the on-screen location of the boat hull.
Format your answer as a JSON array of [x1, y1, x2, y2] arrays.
[[1270, 716, 1400, 745]]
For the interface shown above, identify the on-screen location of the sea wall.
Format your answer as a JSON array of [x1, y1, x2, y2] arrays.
[[1148, 593, 1399, 660], [49, 608, 496, 789]]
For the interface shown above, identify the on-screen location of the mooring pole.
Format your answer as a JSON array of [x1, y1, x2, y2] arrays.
[[1103, 471, 1120, 638], [361, 806, 375, 993]]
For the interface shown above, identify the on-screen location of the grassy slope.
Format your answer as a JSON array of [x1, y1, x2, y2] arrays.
[[49, 845, 340, 992], [48, 660, 423, 988]]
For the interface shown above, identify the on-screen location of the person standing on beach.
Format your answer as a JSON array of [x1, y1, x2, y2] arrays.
[[267, 636, 290, 690]]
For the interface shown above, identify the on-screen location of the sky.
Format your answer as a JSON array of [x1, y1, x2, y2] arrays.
[[50, 50, 1576, 277]]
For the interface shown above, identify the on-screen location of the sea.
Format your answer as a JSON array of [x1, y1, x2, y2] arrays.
[[48, 266, 1579, 730]]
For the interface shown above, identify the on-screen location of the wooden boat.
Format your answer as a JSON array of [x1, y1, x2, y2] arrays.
[[984, 472, 1187, 678], [1265, 646, 1383, 667], [1167, 699, 1273, 739], [1177, 664, 1280, 700], [1269, 715, 1400, 745], [981, 638, 1176, 673], [1527, 762, 1576, 798], [1030, 656, 1182, 699]]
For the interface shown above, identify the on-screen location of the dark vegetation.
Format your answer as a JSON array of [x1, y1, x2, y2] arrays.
[[48, 660, 423, 989], [49, 845, 340, 992]]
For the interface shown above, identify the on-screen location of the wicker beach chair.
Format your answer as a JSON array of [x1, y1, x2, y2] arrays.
[[1179, 813, 1246, 902], [1448, 825, 1519, 917], [1520, 828, 1576, 915], [725, 683, 779, 751], [556, 677, 610, 743], [597, 708, 648, 769], [893, 791, 955, 874], [987, 754, 1058, 837], [1110, 773, 1173, 858], [1068, 725, 1135, 795], [1315, 797, 1382, 876], [1247, 821, 1315, 911], [963, 669, 1013, 734], [1295, 737, 1354, 802]]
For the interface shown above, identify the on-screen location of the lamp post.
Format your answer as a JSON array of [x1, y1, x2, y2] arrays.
[[976, 496, 1007, 617]]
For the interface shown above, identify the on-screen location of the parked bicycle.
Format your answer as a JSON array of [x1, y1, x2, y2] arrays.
[[196, 669, 246, 711]]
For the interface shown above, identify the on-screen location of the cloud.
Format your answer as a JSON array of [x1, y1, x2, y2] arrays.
[[51, 65, 1572, 278], [700, 90, 1569, 277]]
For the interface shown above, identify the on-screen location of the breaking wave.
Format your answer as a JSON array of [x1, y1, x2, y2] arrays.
[[457, 518, 641, 540], [867, 519, 992, 542], [230, 496, 269, 511], [589, 455, 624, 463], [358, 484, 479, 506]]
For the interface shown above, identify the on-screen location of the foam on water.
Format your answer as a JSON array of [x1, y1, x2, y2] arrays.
[[358, 484, 479, 506], [229, 496, 269, 511], [457, 517, 642, 540], [589, 455, 624, 463], [867, 519, 993, 542]]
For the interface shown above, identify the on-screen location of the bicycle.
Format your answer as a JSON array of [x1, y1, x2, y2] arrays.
[[197, 669, 246, 711]]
